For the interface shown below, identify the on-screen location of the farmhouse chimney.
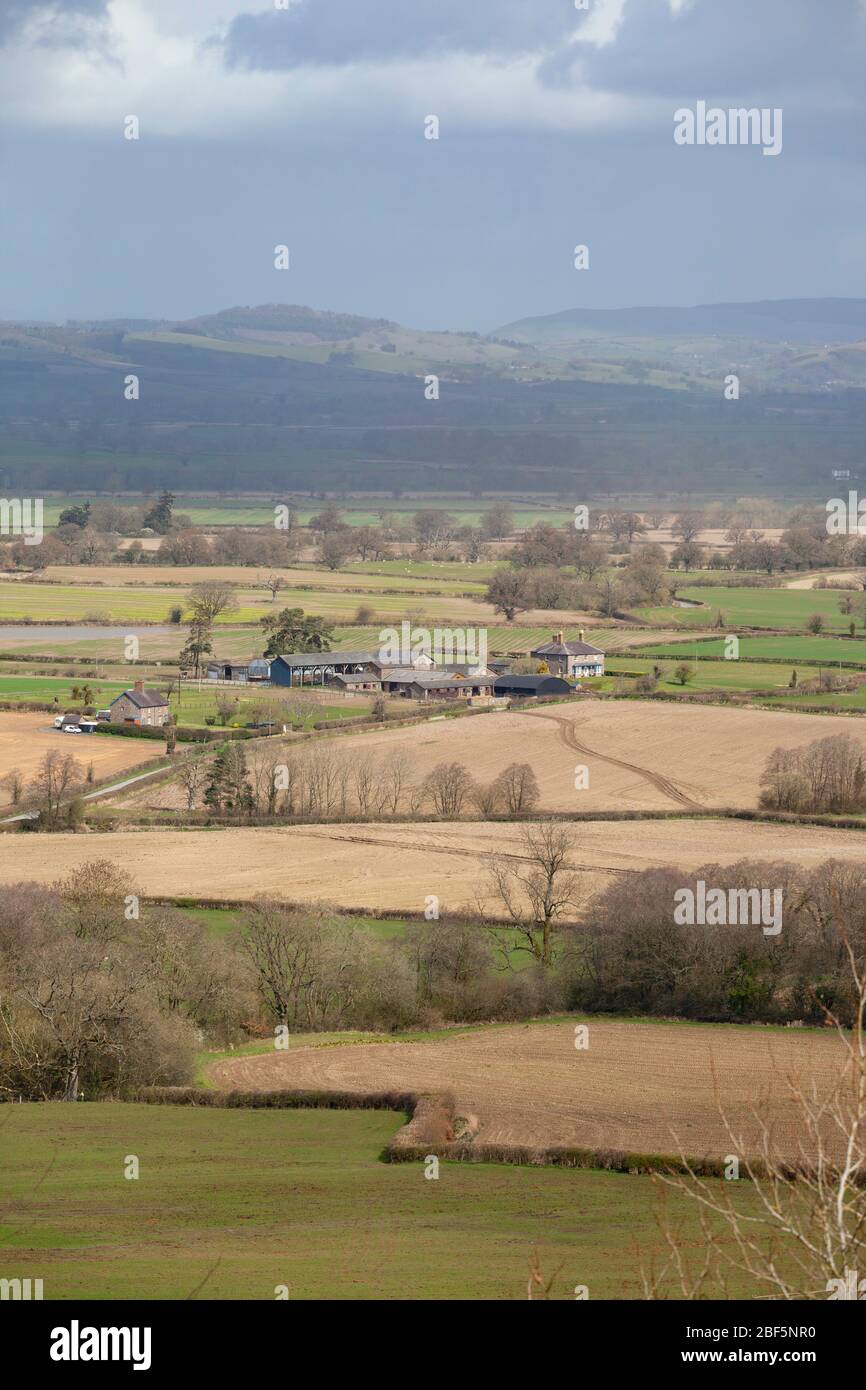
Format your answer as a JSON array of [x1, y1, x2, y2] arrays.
[[134, 679, 144, 693], [554, 631, 563, 644], [579, 629, 585, 641]]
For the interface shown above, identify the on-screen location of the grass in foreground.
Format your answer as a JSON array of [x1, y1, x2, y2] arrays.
[[0, 1102, 759, 1300]]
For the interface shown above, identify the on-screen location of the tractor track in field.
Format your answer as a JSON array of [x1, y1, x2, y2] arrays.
[[528, 711, 705, 811], [297, 826, 628, 876]]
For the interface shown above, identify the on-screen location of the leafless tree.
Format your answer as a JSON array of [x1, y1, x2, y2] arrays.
[[672, 511, 705, 544], [29, 750, 83, 825], [645, 928, 866, 1301], [1, 767, 23, 805], [377, 750, 413, 815], [423, 761, 475, 817], [185, 581, 238, 625], [471, 779, 503, 816], [178, 752, 209, 811], [494, 763, 541, 814], [53, 860, 134, 943], [483, 821, 581, 966]]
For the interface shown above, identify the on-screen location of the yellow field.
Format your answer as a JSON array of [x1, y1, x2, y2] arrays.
[[208, 1016, 844, 1163], [129, 702, 866, 814], [0, 710, 163, 805], [1, 817, 863, 909]]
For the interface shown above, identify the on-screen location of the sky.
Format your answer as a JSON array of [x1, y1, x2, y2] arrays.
[[1, 0, 865, 330]]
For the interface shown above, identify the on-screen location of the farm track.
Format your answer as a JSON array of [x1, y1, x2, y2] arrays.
[[300, 826, 628, 876], [527, 711, 705, 810]]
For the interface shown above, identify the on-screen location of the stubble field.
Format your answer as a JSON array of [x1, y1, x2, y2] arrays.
[[0, 710, 164, 805], [126, 701, 866, 815], [208, 1016, 843, 1164], [2, 816, 864, 909]]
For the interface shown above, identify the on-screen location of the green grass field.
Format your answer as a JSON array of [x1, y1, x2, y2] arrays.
[[0, 673, 370, 729], [176, 907, 532, 969], [637, 586, 864, 633], [0, 582, 491, 626], [0, 675, 129, 705], [604, 658, 800, 693], [0, 1102, 756, 1300], [169, 689, 370, 729], [632, 635, 866, 664], [32, 496, 576, 530]]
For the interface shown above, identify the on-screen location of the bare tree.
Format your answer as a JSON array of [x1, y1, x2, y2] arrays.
[[377, 750, 414, 815], [178, 752, 209, 811], [53, 860, 135, 943], [265, 575, 286, 602], [647, 929, 866, 1301], [483, 821, 581, 966], [423, 761, 475, 817], [672, 511, 705, 544], [352, 755, 378, 817], [29, 750, 83, 825], [1, 767, 23, 806], [185, 581, 239, 625], [471, 779, 503, 816], [494, 763, 541, 814]]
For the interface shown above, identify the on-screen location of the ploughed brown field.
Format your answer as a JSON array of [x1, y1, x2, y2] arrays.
[[0, 710, 163, 806], [208, 1017, 843, 1163], [117, 701, 866, 816], [1, 818, 863, 910]]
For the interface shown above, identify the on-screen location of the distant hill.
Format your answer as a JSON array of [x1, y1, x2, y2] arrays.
[[176, 303, 398, 342], [498, 298, 866, 346], [1, 299, 866, 498]]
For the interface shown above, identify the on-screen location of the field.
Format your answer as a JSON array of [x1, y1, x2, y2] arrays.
[[33, 495, 577, 530], [638, 586, 863, 633], [40, 563, 491, 596], [123, 702, 865, 815], [209, 1016, 843, 1164], [604, 657, 804, 692], [0, 1101, 761, 1300], [0, 579, 587, 628], [632, 635, 866, 664], [0, 710, 164, 805], [3, 817, 865, 909]]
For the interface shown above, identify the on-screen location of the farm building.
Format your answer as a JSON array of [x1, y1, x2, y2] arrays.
[[397, 673, 498, 701], [493, 675, 572, 697], [531, 631, 604, 678], [271, 649, 438, 688], [205, 659, 271, 683], [270, 651, 381, 687], [328, 672, 383, 693], [109, 680, 170, 727]]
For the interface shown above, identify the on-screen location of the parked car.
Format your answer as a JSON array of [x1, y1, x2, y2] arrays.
[[96, 710, 111, 721], [53, 715, 64, 728], [63, 724, 82, 734]]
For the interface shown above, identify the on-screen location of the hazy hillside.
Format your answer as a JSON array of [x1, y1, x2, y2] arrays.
[[498, 298, 866, 345], [1, 300, 866, 497]]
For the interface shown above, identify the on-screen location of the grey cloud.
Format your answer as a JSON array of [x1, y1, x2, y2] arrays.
[[225, 0, 580, 69], [575, 0, 866, 99], [0, 0, 108, 45]]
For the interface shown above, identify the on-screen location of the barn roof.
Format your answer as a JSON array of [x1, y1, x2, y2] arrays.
[[272, 651, 377, 668], [493, 675, 571, 692]]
